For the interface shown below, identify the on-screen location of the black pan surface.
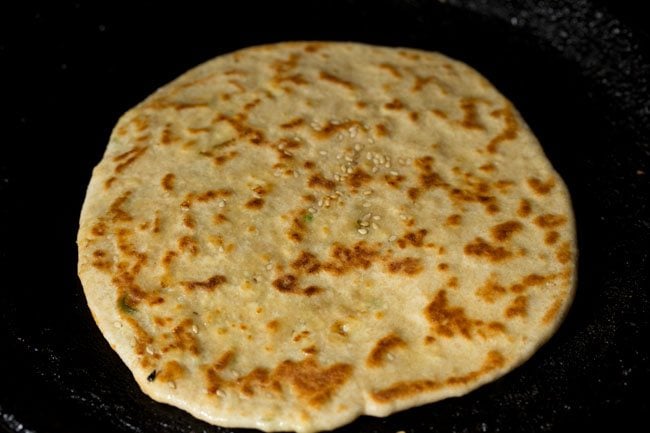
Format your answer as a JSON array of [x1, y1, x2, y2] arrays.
[[1, 1, 648, 432]]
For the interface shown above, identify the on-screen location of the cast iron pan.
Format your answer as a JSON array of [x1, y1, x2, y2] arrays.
[[1, 1, 648, 432]]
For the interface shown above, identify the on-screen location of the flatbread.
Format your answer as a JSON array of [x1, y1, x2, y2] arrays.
[[77, 42, 576, 432]]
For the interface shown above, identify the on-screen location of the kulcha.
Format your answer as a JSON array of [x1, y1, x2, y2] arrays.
[[77, 42, 576, 432]]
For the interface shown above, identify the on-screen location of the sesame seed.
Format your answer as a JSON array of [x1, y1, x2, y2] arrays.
[[340, 165, 347, 173], [358, 228, 368, 235], [366, 151, 373, 160], [168, 381, 176, 389], [308, 207, 317, 214], [344, 155, 353, 162], [385, 162, 391, 168], [145, 345, 155, 355], [191, 325, 199, 334], [318, 198, 324, 207], [342, 324, 350, 332], [219, 246, 225, 252], [265, 263, 273, 271], [336, 133, 344, 141], [293, 171, 299, 178], [336, 154, 343, 160], [346, 167, 354, 174], [283, 150, 293, 156], [362, 202, 372, 208], [319, 150, 327, 155], [372, 222, 379, 230], [389, 235, 397, 242], [113, 321, 122, 328], [398, 158, 405, 165], [363, 190, 372, 196], [218, 200, 226, 208], [390, 170, 399, 176], [216, 389, 226, 397], [373, 215, 381, 220], [387, 353, 395, 361], [368, 138, 375, 143], [359, 221, 370, 227], [334, 174, 341, 181], [372, 167, 379, 173], [354, 143, 363, 151], [363, 213, 372, 220]]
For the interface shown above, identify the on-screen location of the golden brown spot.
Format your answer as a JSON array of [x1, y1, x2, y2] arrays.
[[313, 120, 364, 139], [407, 187, 421, 201], [161, 173, 175, 192], [458, 98, 485, 130], [542, 299, 564, 324], [479, 163, 496, 173], [161, 250, 177, 269], [266, 320, 279, 332], [272, 274, 323, 296], [156, 360, 186, 383], [545, 230, 560, 245], [534, 214, 567, 228], [375, 123, 390, 137], [437, 263, 449, 271], [367, 333, 407, 367], [322, 241, 380, 275], [245, 198, 265, 210], [308, 173, 336, 191], [291, 251, 321, 274], [346, 168, 372, 189], [302, 345, 318, 355], [286, 210, 309, 243], [215, 350, 234, 370], [303, 160, 316, 170], [91, 221, 107, 236], [445, 214, 462, 226], [181, 274, 226, 291], [113, 146, 148, 174], [275, 358, 353, 408], [108, 191, 133, 223], [384, 98, 405, 110], [213, 213, 229, 225], [356, 101, 367, 109], [505, 295, 528, 318], [385, 173, 405, 188], [237, 367, 282, 397], [178, 236, 199, 256], [371, 350, 505, 402], [378, 63, 402, 78], [446, 276, 459, 288], [517, 199, 532, 217], [486, 106, 519, 153], [412, 74, 447, 93], [431, 108, 448, 119], [464, 237, 512, 262], [183, 214, 195, 229], [476, 277, 507, 303], [331, 321, 348, 336], [213, 151, 239, 166], [319, 70, 356, 89], [409, 111, 420, 122], [104, 176, 117, 189], [191, 189, 233, 204], [425, 290, 505, 338], [556, 242, 572, 264], [527, 177, 556, 195], [396, 229, 428, 249], [385, 257, 423, 276], [491, 220, 523, 242]]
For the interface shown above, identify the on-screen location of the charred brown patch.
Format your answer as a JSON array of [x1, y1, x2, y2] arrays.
[[490, 220, 523, 242], [527, 177, 556, 195], [385, 257, 423, 276], [367, 333, 407, 367], [486, 106, 519, 153], [464, 238, 512, 262], [182, 274, 227, 291], [245, 198, 265, 210]]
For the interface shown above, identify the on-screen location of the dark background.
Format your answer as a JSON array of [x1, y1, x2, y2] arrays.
[[1, 1, 648, 433]]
